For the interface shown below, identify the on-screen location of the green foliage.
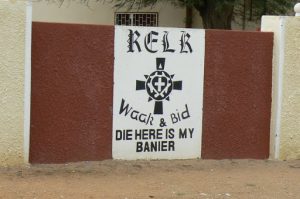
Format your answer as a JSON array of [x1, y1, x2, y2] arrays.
[[263, 0, 295, 15], [244, 0, 294, 19], [114, 0, 159, 10], [115, 0, 237, 10], [233, 0, 295, 28]]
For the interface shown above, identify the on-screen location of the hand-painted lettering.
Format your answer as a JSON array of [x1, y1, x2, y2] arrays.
[[127, 29, 193, 53]]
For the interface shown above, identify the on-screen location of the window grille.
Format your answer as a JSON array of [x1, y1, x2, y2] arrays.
[[115, 13, 158, 27]]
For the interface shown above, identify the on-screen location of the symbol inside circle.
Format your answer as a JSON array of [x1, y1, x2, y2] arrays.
[[154, 77, 166, 92], [135, 58, 182, 114], [146, 71, 173, 101]]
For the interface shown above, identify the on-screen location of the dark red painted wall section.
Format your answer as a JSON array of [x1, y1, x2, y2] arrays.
[[30, 22, 114, 163], [202, 30, 273, 159]]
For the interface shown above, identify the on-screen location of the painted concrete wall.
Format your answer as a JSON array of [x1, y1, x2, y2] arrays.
[[30, 23, 113, 163], [202, 30, 273, 159], [281, 17, 300, 160], [30, 23, 273, 163], [0, 1, 28, 166], [32, 1, 188, 28], [262, 16, 300, 160]]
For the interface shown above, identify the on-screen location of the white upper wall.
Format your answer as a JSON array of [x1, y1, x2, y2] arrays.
[[32, 0, 197, 28]]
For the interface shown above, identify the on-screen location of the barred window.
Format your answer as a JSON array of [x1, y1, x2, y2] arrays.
[[115, 13, 158, 27]]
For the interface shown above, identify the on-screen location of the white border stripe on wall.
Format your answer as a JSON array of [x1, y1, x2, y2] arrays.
[[24, 2, 32, 164], [274, 17, 286, 159]]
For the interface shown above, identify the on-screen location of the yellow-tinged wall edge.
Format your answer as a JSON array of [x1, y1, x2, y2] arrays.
[[24, 1, 32, 165], [0, 0, 31, 166]]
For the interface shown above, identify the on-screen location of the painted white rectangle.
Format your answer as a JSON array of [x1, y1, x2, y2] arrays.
[[113, 26, 205, 159]]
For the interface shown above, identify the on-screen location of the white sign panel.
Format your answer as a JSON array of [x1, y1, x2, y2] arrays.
[[113, 26, 205, 159]]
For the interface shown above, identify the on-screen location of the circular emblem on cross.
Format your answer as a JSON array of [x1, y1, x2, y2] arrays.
[[136, 58, 183, 114], [146, 71, 173, 101]]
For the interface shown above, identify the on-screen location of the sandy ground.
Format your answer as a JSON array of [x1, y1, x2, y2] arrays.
[[0, 159, 299, 199]]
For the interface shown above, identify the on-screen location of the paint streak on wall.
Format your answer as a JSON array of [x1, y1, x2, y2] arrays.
[[280, 17, 300, 160], [0, 1, 26, 166]]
